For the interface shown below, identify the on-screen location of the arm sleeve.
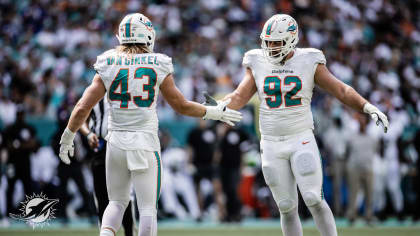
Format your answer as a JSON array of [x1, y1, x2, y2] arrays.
[[93, 55, 107, 78], [310, 49, 327, 77], [242, 51, 252, 68], [158, 54, 174, 85], [313, 49, 326, 65], [93, 51, 113, 88]]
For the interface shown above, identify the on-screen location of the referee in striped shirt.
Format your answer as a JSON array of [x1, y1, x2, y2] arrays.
[[80, 96, 135, 236]]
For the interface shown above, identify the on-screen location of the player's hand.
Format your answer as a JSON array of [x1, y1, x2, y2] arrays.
[[87, 132, 99, 149], [59, 128, 75, 165], [202, 93, 242, 126], [363, 103, 389, 133]]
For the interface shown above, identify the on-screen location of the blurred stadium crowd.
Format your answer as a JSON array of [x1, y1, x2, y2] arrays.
[[0, 0, 419, 227]]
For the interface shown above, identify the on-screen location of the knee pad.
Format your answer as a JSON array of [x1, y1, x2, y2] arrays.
[[109, 200, 129, 210], [302, 191, 321, 207], [294, 151, 317, 176], [278, 199, 296, 213], [262, 165, 279, 187]]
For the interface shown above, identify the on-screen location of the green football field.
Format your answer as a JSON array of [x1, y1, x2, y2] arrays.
[[1, 227, 420, 236]]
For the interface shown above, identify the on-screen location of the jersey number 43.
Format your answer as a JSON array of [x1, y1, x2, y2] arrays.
[[264, 76, 302, 108], [109, 67, 157, 108]]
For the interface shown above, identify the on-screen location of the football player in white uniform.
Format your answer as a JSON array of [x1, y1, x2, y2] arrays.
[[223, 14, 389, 236], [57, 13, 242, 236]]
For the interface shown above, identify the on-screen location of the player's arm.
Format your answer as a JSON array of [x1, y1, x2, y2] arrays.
[[314, 64, 389, 132], [315, 64, 366, 111], [224, 68, 257, 110], [59, 74, 106, 164], [160, 74, 206, 117], [160, 74, 242, 125], [80, 122, 99, 149], [67, 74, 106, 132]]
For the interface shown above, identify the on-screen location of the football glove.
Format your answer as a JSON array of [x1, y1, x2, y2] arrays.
[[363, 103, 389, 133], [59, 128, 75, 164], [202, 93, 242, 126]]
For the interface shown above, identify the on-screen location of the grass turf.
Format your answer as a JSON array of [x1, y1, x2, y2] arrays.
[[0, 227, 419, 236]]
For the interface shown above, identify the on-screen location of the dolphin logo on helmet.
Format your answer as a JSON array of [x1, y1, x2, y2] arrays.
[[116, 13, 156, 53]]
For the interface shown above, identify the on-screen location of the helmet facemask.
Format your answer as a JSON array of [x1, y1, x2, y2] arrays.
[[261, 39, 290, 64]]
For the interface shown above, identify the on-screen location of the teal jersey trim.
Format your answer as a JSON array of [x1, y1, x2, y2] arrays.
[[154, 151, 162, 209]]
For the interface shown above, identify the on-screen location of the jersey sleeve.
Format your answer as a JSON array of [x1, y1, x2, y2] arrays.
[[242, 49, 259, 68], [242, 52, 251, 68], [157, 54, 174, 85], [93, 49, 115, 88], [304, 48, 326, 77], [309, 48, 326, 65]]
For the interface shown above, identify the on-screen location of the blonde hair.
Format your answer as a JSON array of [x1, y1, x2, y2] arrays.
[[115, 44, 150, 54]]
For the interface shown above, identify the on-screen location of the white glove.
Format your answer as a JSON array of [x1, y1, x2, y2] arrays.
[[59, 128, 75, 164], [202, 94, 242, 126], [363, 103, 389, 133]]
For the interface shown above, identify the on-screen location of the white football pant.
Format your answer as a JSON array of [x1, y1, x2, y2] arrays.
[[100, 142, 162, 236], [261, 129, 337, 236]]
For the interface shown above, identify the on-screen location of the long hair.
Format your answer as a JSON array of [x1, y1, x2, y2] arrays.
[[115, 44, 150, 54]]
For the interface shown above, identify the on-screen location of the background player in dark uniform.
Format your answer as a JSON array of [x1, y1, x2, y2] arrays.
[[3, 105, 40, 215], [187, 119, 225, 220], [217, 124, 249, 222]]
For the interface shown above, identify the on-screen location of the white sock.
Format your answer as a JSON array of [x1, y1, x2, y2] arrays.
[[308, 200, 337, 236], [280, 207, 303, 236], [100, 227, 115, 236]]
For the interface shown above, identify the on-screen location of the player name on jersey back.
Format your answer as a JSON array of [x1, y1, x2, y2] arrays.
[[243, 48, 326, 136], [105, 55, 161, 66]]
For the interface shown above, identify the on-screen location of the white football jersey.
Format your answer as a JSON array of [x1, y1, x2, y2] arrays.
[[94, 49, 173, 150], [243, 48, 326, 136]]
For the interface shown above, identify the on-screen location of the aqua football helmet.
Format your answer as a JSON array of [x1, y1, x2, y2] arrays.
[[260, 14, 299, 64], [116, 13, 156, 52]]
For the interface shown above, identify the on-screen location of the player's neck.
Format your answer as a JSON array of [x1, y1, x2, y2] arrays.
[[280, 50, 295, 65]]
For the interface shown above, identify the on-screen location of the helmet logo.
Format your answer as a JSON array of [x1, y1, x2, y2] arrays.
[[139, 17, 153, 32], [265, 21, 275, 37], [287, 21, 297, 35]]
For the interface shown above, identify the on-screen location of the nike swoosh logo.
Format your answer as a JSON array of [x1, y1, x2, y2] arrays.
[[302, 141, 310, 145]]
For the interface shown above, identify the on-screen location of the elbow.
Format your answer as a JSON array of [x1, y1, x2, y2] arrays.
[[336, 87, 346, 102], [74, 102, 91, 117], [173, 100, 190, 115], [339, 85, 354, 102]]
